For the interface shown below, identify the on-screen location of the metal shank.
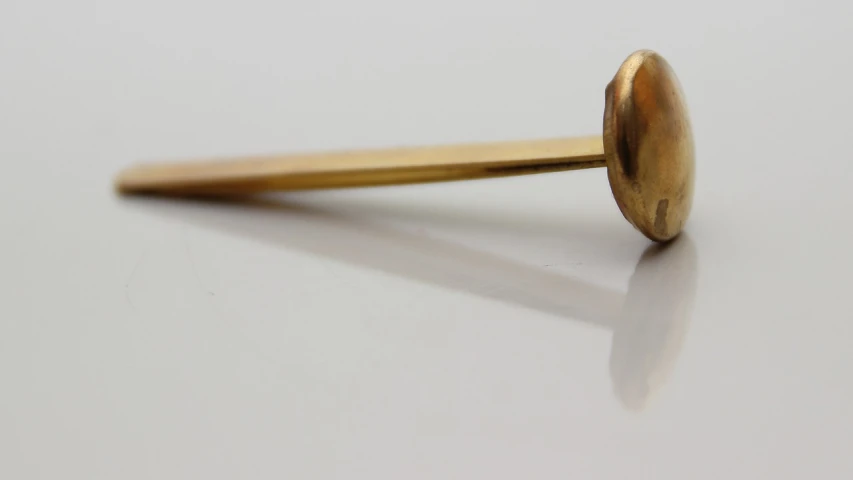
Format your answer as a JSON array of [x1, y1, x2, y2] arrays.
[[116, 136, 605, 195]]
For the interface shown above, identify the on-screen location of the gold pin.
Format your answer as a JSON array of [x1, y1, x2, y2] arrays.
[[115, 50, 695, 242]]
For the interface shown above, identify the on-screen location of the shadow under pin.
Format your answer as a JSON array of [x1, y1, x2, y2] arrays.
[[123, 195, 698, 411]]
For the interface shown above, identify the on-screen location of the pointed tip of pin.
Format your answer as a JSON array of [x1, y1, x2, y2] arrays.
[[113, 168, 137, 195]]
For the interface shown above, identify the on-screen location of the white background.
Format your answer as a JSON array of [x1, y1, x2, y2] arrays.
[[2, 1, 852, 478]]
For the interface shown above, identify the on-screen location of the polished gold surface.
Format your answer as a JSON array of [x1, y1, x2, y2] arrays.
[[116, 49, 695, 242], [603, 51, 695, 241], [116, 136, 606, 195]]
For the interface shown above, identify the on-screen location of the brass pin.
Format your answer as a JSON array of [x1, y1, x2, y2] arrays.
[[115, 50, 695, 242]]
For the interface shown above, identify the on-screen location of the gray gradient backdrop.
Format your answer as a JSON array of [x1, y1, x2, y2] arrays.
[[1, 1, 851, 478]]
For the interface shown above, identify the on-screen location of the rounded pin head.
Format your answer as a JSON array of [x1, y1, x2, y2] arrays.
[[603, 50, 695, 242]]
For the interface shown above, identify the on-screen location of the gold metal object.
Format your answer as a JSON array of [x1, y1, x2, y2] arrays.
[[116, 50, 694, 242]]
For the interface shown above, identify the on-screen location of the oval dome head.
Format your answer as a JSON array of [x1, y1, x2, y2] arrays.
[[603, 50, 695, 242]]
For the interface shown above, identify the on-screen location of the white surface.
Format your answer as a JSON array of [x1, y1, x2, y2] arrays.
[[2, 1, 852, 478]]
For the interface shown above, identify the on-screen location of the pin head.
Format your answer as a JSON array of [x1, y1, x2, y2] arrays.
[[603, 50, 695, 242]]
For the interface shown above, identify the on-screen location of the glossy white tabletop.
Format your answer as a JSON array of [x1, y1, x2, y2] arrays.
[[2, 1, 852, 478]]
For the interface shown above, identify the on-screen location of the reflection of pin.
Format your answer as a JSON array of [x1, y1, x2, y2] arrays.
[[115, 50, 695, 242], [610, 237, 698, 411], [127, 196, 698, 411]]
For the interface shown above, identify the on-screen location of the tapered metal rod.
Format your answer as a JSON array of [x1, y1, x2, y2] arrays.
[[115, 136, 605, 196]]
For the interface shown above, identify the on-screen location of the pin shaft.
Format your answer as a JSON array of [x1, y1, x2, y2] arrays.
[[116, 136, 605, 195]]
